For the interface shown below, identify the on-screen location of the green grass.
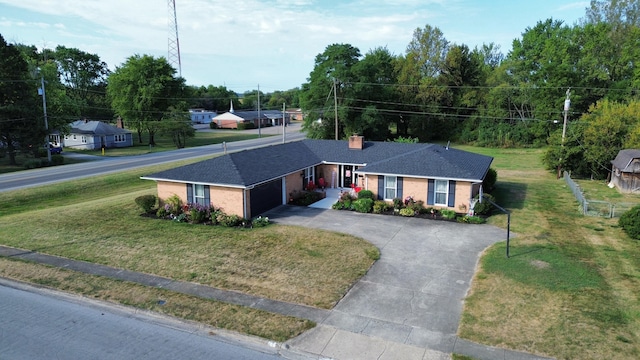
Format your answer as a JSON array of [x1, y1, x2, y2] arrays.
[[0, 157, 209, 216], [0, 257, 314, 341], [0, 130, 266, 173], [482, 243, 605, 291], [71, 131, 264, 156], [459, 147, 640, 360], [0, 165, 378, 309]]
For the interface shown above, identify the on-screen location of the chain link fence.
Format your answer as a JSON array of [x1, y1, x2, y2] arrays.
[[563, 171, 638, 218]]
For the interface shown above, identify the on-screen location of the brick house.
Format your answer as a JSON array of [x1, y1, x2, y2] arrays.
[[141, 136, 493, 219]]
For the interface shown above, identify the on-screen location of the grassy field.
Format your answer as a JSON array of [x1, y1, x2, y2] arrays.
[[0, 130, 263, 173], [0, 162, 378, 340], [456, 146, 640, 360]]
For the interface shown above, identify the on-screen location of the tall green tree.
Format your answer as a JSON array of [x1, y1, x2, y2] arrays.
[[348, 47, 398, 140], [0, 34, 41, 165], [158, 107, 195, 148], [300, 43, 361, 139], [396, 24, 449, 140], [107, 55, 185, 145], [53, 45, 110, 119], [585, 0, 640, 27], [436, 44, 484, 141]]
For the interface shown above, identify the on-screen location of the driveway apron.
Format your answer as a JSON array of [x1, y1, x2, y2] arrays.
[[265, 206, 509, 357]]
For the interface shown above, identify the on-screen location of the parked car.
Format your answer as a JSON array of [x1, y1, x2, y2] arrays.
[[49, 143, 63, 155]]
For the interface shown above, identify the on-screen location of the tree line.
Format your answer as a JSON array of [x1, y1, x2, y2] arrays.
[[1, 0, 639, 179], [300, 0, 640, 179], [0, 38, 300, 164]]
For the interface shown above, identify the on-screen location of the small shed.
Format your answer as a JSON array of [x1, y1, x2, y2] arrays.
[[610, 149, 640, 193]]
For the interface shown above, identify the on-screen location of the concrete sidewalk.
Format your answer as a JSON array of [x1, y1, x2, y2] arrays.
[[0, 206, 554, 360]]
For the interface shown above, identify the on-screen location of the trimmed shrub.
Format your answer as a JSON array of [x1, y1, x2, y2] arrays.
[[135, 195, 157, 213], [392, 197, 404, 209], [457, 215, 486, 224], [619, 205, 640, 240], [165, 194, 183, 216], [343, 198, 352, 209], [156, 206, 167, 218], [252, 216, 270, 227], [23, 159, 49, 169], [483, 168, 498, 192], [399, 208, 415, 217], [409, 200, 425, 213], [352, 198, 373, 213], [473, 193, 495, 215], [373, 200, 390, 214], [237, 122, 256, 130], [217, 213, 244, 227], [357, 189, 374, 200], [189, 203, 210, 224], [209, 122, 218, 129], [441, 209, 457, 220], [51, 154, 64, 165]]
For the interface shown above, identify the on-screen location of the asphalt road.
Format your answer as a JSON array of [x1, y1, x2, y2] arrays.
[[0, 124, 305, 193], [0, 279, 283, 360]]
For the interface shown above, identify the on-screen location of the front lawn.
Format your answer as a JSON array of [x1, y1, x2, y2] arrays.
[[0, 165, 379, 341], [455, 146, 640, 360], [0, 167, 378, 310]]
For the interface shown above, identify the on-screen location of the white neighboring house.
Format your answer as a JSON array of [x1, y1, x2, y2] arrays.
[[189, 109, 217, 124], [63, 120, 133, 150]]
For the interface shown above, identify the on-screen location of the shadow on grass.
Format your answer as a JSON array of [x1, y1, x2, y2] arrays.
[[506, 244, 548, 258], [493, 181, 528, 209]]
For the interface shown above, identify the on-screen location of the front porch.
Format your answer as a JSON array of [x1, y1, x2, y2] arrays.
[[308, 188, 344, 210]]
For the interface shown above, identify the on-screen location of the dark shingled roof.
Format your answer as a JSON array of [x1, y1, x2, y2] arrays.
[[611, 149, 640, 172], [70, 120, 131, 135], [142, 139, 493, 187]]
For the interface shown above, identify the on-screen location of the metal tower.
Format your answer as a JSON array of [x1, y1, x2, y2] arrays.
[[168, 0, 182, 76]]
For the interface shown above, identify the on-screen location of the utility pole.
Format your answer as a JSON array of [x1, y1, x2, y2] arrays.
[[333, 78, 338, 140], [282, 102, 286, 144], [257, 84, 261, 138], [562, 88, 571, 144], [39, 71, 51, 163], [558, 88, 571, 178]]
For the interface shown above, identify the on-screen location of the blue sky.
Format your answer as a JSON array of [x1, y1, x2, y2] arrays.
[[0, 0, 587, 93]]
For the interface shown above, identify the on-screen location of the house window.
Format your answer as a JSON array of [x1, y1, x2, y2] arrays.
[[384, 176, 397, 200], [114, 134, 125, 142], [81, 136, 87, 143], [435, 179, 448, 205], [304, 167, 314, 187], [73, 134, 76, 140], [193, 184, 207, 205]]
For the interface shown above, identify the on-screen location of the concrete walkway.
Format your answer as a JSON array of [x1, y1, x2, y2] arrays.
[[0, 206, 553, 360]]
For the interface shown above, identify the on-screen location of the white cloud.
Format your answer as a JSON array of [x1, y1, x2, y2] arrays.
[[0, 0, 587, 91]]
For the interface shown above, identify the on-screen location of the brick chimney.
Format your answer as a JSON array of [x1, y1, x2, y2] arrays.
[[116, 116, 124, 129], [349, 134, 364, 150]]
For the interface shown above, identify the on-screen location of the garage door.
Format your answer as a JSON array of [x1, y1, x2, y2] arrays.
[[250, 178, 283, 216]]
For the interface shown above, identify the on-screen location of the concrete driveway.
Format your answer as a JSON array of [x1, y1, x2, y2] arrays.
[[265, 206, 510, 359]]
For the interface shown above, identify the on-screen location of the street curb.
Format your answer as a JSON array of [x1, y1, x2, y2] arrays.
[[0, 277, 295, 358]]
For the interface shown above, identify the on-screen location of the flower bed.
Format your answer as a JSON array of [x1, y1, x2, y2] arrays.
[[332, 192, 487, 224]]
